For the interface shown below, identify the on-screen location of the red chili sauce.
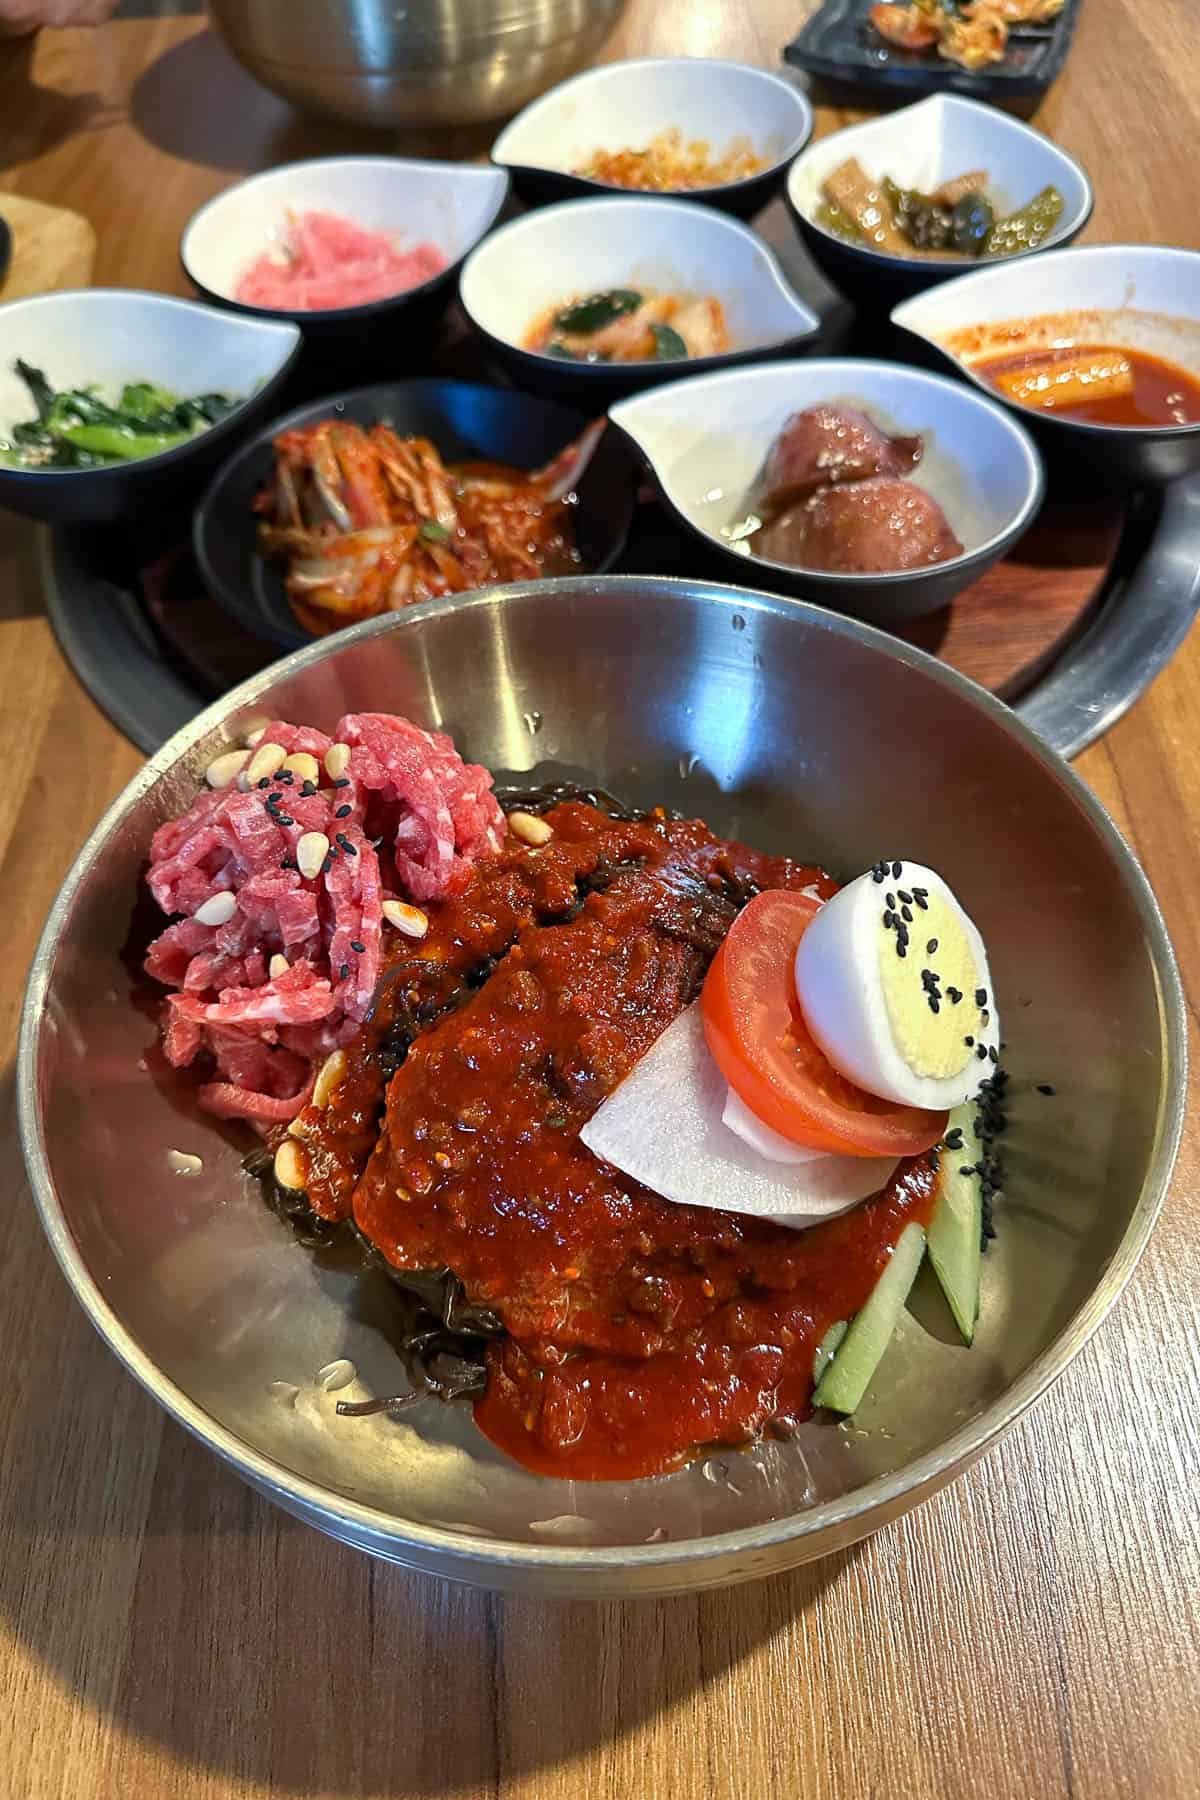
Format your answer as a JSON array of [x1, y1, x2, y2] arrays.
[[978, 342, 1200, 427], [300, 802, 939, 1480]]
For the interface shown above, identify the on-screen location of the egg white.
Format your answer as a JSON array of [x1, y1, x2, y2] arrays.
[[793, 862, 999, 1110]]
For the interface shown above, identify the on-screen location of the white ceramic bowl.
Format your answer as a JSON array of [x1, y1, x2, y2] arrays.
[[609, 357, 1044, 622], [491, 56, 814, 217], [788, 94, 1092, 303], [892, 244, 1200, 485], [458, 196, 821, 402], [0, 289, 301, 527], [181, 156, 509, 336]]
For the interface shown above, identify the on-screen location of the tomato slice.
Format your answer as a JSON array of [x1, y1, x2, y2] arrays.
[[702, 890, 946, 1159]]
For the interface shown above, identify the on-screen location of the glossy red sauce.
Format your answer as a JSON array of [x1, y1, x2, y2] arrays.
[[978, 342, 1200, 427], [297, 802, 940, 1481]]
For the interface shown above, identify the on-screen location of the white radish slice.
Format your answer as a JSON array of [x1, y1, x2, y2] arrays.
[[580, 1004, 899, 1230], [721, 1087, 827, 1163]]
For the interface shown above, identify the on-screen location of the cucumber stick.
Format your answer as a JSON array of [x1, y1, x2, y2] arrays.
[[927, 1102, 983, 1345], [812, 1319, 848, 1384], [812, 1222, 927, 1415]]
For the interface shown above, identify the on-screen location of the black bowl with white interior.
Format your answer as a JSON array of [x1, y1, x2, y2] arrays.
[[458, 196, 821, 407], [788, 94, 1092, 310], [180, 157, 509, 364], [609, 358, 1044, 625], [0, 290, 301, 528], [491, 56, 813, 220], [892, 244, 1200, 488]]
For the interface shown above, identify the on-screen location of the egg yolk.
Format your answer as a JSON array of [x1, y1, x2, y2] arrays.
[[877, 887, 983, 1079]]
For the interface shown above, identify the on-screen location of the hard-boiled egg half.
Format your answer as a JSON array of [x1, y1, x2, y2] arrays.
[[794, 860, 999, 1111]]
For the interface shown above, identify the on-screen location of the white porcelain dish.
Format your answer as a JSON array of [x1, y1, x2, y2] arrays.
[[891, 244, 1200, 485], [610, 357, 1044, 621], [458, 196, 821, 402], [0, 289, 301, 526], [181, 156, 509, 330], [491, 56, 813, 217], [788, 94, 1092, 301]]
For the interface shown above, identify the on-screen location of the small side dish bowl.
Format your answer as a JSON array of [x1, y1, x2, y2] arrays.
[[194, 379, 639, 649], [0, 290, 301, 527], [788, 94, 1092, 307], [891, 244, 1200, 487], [19, 579, 1183, 1594], [181, 157, 510, 348], [491, 56, 814, 219], [458, 197, 821, 404], [609, 358, 1043, 623]]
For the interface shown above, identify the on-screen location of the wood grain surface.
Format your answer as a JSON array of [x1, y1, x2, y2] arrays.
[[1, 4, 1199, 1798]]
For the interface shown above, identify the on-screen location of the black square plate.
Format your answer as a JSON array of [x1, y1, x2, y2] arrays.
[[783, 0, 1083, 101]]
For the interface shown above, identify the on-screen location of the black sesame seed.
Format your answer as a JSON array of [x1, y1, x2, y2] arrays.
[[279, 857, 296, 871], [976, 1044, 988, 1060], [322, 855, 333, 873], [988, 1045, 999, 1063], [277, 814, 294, 827], [883, 910, 897, 929], [944, 1128, 964, 1149], [257, 777, 271, 790], [981, 1009, 990, 1027], [333, 777, 351, 789], [300, 782, 317, 798], [897, 943, 907, 959], [929, 998, 940, 1014], [897, 889, 913, 905], [1037, 1083, 1056, 1096], [276, 770, 294, 784], [912, 886, 928, 899], [947, 987, 962, 1004], [350, 940, 366, 955], [336, 834, 357, 856], [975, 988, 987, 1006], [901, 905, 913, 923], [335, 804, 352, 818], [268, 791, 283, 804], [964, 1035, 974, 1047], [872, 867, 886, 884], [928, 1149, 940, 1171], [886, 892, 896, 908], [927, 938, 939, 954], [891, 860, 902, 878], [913, 893, 928, 910], [339, 964, 350, 981]]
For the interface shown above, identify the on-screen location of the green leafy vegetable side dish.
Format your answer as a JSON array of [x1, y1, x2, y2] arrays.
[[0, 361, 241, 471], [552, 289, 643, 336]]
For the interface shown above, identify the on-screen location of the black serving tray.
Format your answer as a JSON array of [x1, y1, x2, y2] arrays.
[[783, 0, 1084, 102], [38, 470, 1200, 766]]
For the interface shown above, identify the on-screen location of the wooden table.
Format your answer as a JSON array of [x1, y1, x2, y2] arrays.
[[2, 4, 1199, 1796]]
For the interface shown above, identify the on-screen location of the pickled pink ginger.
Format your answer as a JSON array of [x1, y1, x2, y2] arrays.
[[235, 210, 448, 311]]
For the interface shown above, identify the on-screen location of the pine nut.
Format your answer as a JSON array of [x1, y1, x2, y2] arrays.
[[509, 810, 554, 846], [205, 748, 249, 789], [274, 1140, 306, 1191], [194, 891, 237, 927], [269, 953, 289, 979], [382, 899, 428, 938], [245, 741, 288, 786], [325, 742, 352, 780], [313, 1049, 347, 1108], [296, 831, 330, 880], [282, 751, 320, 785]]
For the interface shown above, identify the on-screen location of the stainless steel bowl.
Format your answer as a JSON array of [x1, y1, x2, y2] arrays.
[[207, 0, 626, 130], [19, 577, 1184, 1596]]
